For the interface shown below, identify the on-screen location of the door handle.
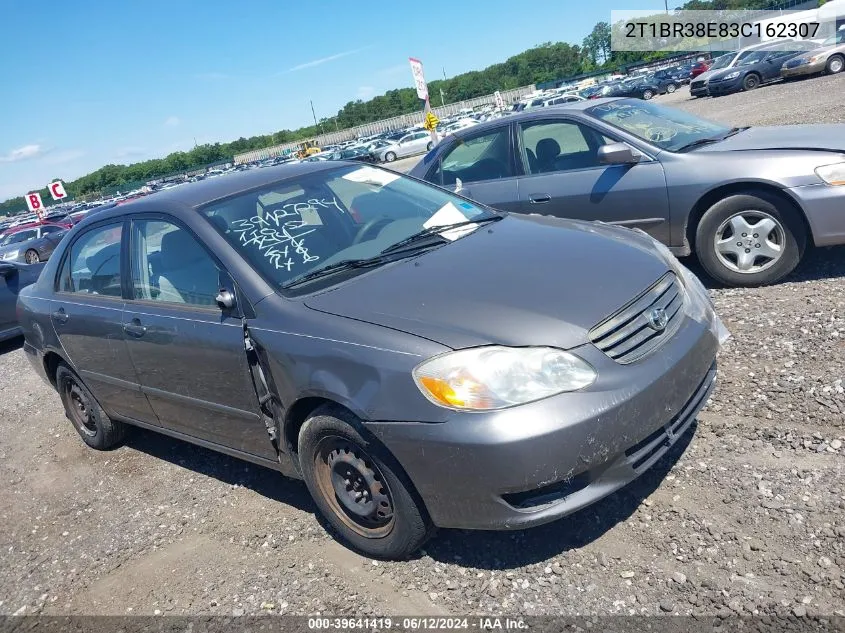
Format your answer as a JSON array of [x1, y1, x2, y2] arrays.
[[529, 193, 552, 204], [123, 318, 147, 338], [51, 308, 69, 324]]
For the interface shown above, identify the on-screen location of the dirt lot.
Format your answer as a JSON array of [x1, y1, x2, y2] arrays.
[[1, 75, 844, 618]]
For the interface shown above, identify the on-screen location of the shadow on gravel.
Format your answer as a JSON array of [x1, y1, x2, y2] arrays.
[[423, 423, 696, 570], [123, 427, 316, 513], [0, 335, 23, 355], [680, 245, 845, 289]]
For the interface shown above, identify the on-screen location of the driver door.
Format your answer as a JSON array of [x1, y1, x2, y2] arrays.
[[515, 117, 671, 244]]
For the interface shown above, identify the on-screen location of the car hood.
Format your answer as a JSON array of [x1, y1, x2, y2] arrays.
[[304, 215, 670, 350], [0, 242, 27, 257], [695, 125, 845, 153]]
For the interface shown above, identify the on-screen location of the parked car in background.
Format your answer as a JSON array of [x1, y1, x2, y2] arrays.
[[707, 43, 803, 95], [18, 162, 725, 558], [690, 42, 795, 97], [689, 60, 712, 80], [326, 147, 376, 163], [377, 130, 434, 162], [781, 31, 845, 78], [645, 72, 682, 94], [412, 97, 845, 287], [602, 76, 663, 100], [0, 224, 69, 263], [0, 261, 44, 343]]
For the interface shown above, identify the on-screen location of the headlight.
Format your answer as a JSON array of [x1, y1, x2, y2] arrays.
[[723, 71, 740, 80], [807, 55, 823, 63], [815, 162, 845, 185], [412, 346, 596, 411], [1, 250, 19, 261]]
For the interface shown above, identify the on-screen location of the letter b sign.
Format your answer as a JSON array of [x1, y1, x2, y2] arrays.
[[26, 192, 44, 213]]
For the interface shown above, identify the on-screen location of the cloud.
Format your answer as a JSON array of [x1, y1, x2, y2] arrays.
[[164, 116, 181, 127], [378, 64, 410, 77], [357, 86, 375, 100], [0, 144, 42, 163], [42, 149, 86, 166], [286, 46, 370, 72]]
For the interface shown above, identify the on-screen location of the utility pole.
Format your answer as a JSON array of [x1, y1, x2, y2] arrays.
[[664, 0, 668, 13], [310, 100, 322, 133]]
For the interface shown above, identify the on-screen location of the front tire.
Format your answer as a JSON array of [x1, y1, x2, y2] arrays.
[[826, 54, 844, 75], [56, 363, 127, 449], [298, 405, 432, 559], [694, 192, 805, 287], [426, 141, 433, 151], [742, 73, 760, 91], [666, 83, 677, 94], [642, 89, 654, 100], [25, 249, 40, 264], [384, 151, 397, 163]]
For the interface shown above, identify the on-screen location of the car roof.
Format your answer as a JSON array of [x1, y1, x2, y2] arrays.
[[97, 161, 342, 216], [443, 97, 613, 139]]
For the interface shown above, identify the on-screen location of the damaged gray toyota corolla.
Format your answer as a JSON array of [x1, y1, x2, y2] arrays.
[[18, 162, 728, 559]]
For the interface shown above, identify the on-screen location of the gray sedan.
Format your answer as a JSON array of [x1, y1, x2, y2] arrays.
[[410, 98, 845, 287], [18, 163, 725, 559], [0, 262, 43, 343], [0, 224, 68, 264]]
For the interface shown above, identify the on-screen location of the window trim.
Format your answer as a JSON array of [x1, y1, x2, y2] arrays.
[[54, 219, 128, 301], [125, 212, 240, 315]]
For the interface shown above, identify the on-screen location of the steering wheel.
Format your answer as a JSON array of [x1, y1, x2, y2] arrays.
[[352, 216, 392, 245], [646, 127, 678, 143]]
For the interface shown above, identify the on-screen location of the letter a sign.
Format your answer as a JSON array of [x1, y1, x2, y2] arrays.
[[49, 181, 67, 201], [26, 192, 45, 218]]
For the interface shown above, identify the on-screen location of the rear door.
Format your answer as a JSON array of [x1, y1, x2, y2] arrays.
[[51, 220, 158, 423], [424, 124, 521, 213], [514, 116, 672, 243], [122, 215, 276, 460]]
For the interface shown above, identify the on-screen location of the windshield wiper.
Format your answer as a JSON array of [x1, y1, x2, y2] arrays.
[[676, 127, 749, 152], [282, 256, 388, 289], [379, 215, 502, 256]]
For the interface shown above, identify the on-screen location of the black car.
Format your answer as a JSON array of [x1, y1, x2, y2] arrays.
[[328, 147, 376, 163], [603, 77, 663, 100], [17, 161, 725, 558], [707, 44, 803, 95], [0, 261, 43, 342]]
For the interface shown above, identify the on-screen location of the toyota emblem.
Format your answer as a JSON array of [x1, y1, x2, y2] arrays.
[[646, 307, 669, 331]]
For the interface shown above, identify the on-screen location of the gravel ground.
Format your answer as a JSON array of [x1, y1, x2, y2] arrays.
[[1, 75, 844, 619]]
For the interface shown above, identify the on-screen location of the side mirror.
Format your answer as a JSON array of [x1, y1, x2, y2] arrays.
[[216, 288, 236, 311], [598, 142, 639, 165]]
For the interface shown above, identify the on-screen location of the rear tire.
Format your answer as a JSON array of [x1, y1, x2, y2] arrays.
[[742, 73, 760, 91], [642, 89, 654, 100], [384, 151, 397, 162], [694, 192, 805, 287], [826, 54, 844, 75], [666, 83, 677, 93], [298, 405, 432, 559], [56, 363, 127, 449], [426, 141, 433, 151], [25, 249, 40, 264]]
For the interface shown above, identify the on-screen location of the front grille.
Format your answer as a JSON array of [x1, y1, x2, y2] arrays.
[[589, 272, 684, 364], [690, 80, 704, 89]]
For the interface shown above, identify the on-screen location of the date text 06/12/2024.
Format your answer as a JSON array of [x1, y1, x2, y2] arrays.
[[307, 617, 528, 630]]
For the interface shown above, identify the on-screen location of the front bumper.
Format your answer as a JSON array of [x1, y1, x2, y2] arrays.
[[689, 82, 709, 96], [367, 310, 719, 530], [707, 77, 743, 96], [781, 61, 825, 78]]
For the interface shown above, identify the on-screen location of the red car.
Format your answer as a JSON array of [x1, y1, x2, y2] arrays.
[[690, 60, 711, 79]]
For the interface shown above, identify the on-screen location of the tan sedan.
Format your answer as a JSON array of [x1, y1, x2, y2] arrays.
[[781, 32, 845, 78]]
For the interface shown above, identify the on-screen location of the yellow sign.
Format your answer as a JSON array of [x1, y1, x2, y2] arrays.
[[424, 112, 439, 131]]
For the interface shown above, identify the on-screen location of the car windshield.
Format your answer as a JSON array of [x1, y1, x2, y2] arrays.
[[822, 32, 845, 46], [709, 54, 732, 70], [201, 164, 495, 290], [586, 99, 731, 151], [0, 231, 34, 246], [736, 50, 768, 66]]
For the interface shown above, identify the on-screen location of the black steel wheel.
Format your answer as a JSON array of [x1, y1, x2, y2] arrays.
[[743, 73, 760, 91], [298, 405, 432, 559], [56, 363, 127, 449]]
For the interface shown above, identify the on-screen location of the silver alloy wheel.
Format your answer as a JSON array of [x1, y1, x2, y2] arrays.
[[25, 250, 40, 264], [714, 210, 786, 274], [829, 56, 844, 74], [666, 83, 676, 93]]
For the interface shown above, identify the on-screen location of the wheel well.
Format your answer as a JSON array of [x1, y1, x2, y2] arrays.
[[43, 351, 64, 388], [284, 396, 345, 456], [685, 183, 813, 253]]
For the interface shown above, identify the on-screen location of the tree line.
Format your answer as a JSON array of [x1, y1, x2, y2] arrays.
[[2, 0, 785, 216]]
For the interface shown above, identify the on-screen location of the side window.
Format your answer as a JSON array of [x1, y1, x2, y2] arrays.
[[130, 219, 221, 307], [519, 121, 606, 175], [59, 223, 123, 296], [42, 225, 64, 235], [435, 127, 512, 186], [10, 230, 37, 244]]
